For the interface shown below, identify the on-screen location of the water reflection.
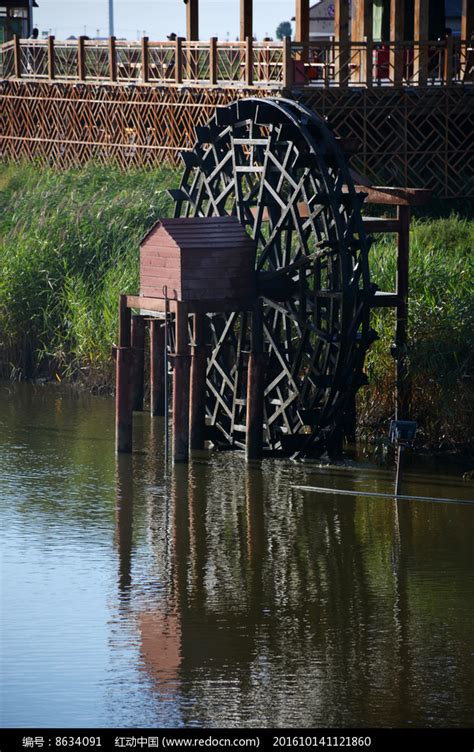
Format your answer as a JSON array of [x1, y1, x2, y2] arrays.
[[1, 384, 473, 728], [111, 452, 473, 728]]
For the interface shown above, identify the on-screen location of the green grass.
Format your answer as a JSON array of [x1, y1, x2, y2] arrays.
[[361, 215, 474, 449], [1, 162, 472, 449], [0, 162, 176, 386]]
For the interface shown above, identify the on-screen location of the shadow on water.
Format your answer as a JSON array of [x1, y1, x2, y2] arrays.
[[1, 383, 473, 727]]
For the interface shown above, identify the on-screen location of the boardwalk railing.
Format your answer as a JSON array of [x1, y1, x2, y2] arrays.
[[1, 36, 472, 88]]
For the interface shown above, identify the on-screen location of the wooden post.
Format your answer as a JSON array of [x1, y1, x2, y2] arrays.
[[172, 303, 190, 463], [444, 33, 454, 85], [14, 34, 21, 78], [116, 348, 133, 453], [390, 0, 405, 86], [47, 35, 55, 80], [210, 36, 217, 84], [116, 295, 132, 453], [186, 0, 199, 40], [119, 293, 131, 349], [395, 205, 410, 420], [414, 0, 429, 85], [141, 36, 149, 83], [189, 313, 207, 451], [295, 0, 309, 44], [283, 35, 293, 88], [131, 315, 145, 412], [462, 0, 474, 40], [109, 35, 117, 82], [175, 36, 183, 84], [78, 35, 86, 81], [246, 302, 264, 461], [334, 0, 349, 86], [366, 36, 373, 86], [351, 0, 373, 83], [150, 319, 166, 417], [461, 0, 474, 79], [240, 0, 253, 42], [246, 35, 253, 86]]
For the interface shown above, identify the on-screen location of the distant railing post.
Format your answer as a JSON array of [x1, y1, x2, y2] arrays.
[[210, 36, 217, 84], [246, 35, 253, 86], [175, 37, 183, 83], [141, 36, 149, 83], [283, 36, 293, 88], [366, 38, 373, 86], [48, 35, 55, 80], [109, 35, 117, 82], [13, 34, 21, 78], [78, 35, 86, 80], [444, 35, 454, 85]]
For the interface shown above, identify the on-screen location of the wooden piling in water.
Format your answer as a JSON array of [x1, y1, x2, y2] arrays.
[[189, 313, 207, 451], [131, 314, 145, 412], [149, 318, 166, 417], [246, 302, 264, 461], [172, 303, 191, 463], [116, 296, 133, 453]]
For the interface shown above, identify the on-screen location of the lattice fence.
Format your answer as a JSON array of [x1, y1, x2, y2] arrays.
[[1, 80, 472, 197], [300, 87, 474, 198]]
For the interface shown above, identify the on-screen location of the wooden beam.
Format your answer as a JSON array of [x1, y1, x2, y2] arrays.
[[295, 0, 309, 44], [186, 0, 199, 41], [390, 0, 405, 85], [240, 0, 253, 42], [413, 0, 429, 84], [334, 0, 350, 86]]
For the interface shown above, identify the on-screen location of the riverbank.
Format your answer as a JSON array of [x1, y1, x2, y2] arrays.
[[1, 162, 473, 451]]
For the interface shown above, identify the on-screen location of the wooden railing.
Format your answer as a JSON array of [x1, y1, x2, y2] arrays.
[[1, 36, 472, 88]]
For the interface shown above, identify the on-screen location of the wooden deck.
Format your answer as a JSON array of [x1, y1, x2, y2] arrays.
[[0, 37, 473, 198], [1, 36, 473, 89]]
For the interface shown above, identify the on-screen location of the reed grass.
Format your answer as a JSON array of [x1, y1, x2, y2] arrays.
[[1, 162, 472, 448], [0, 162, 175, 387]]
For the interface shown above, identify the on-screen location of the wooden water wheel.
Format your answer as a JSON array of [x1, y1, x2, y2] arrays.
[[171, 97, 375, 456]]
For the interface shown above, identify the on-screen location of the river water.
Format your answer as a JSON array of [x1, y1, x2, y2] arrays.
[[1, 383, 473, 728]]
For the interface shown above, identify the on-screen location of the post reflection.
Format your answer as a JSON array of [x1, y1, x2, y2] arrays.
[[115, 454, 134, 596], [114, 454, 474, 726]]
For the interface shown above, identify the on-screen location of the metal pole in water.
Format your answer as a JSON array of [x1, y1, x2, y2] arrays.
[[394, 445, 403, 496], [163, 286, 169, 467]]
